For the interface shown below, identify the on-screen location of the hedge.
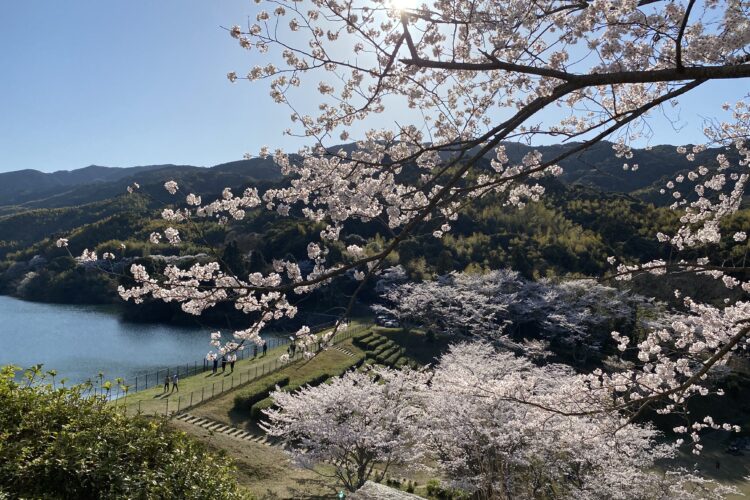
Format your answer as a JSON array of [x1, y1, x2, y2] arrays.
[[365, 336, 388, 349], [354, 333, 376, 348], [372, 341, 396, 356], [283, 372, 332, 393], [233, 375, 290, 409], [250, 397, 276, 420], [383, 350, 404, 366], [375, 346, 400, 363], [250, 372, 337, 420]]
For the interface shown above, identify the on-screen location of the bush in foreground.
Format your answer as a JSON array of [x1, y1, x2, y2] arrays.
[[0, 365, 243, 499]]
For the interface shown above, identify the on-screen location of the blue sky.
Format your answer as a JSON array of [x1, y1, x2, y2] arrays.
[[0, 1, 290, 173], [0, 1, 747, 173]]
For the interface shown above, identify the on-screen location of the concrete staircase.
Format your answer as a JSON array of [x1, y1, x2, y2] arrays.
[[173, 412, 286, 448]]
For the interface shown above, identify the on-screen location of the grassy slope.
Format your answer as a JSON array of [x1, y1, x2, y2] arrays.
[[164, 335, 370, 498], [114, 341, 294, 417], [191, 337, 365, 428], [113, 321, 370, 416], [369, 327, 453, 365], [170, 333, 441, 498], [169, 418, 341, 499]]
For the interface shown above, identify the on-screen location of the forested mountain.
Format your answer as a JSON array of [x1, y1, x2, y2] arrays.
[[499, 141, 738, 198], [0, 141, 747, 311], [0, 141, 740, 214], [0, 158, 282, 214]]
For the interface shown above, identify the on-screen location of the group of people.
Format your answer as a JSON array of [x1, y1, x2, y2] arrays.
[[211, 353, 236, 374], [204, 342, 269, 375], [253, 343, 267, 358], [163, 373, 179, 393], [160, 324, 344, 395]]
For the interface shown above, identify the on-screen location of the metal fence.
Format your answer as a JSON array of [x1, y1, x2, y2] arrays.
[[115, 321, 372, 416], [122, 321, 340, 395]]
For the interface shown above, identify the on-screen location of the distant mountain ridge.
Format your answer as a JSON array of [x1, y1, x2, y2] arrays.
[[0, 141, 740, 215], [0, 159, 283, 214], [0, 164, 168, 203]]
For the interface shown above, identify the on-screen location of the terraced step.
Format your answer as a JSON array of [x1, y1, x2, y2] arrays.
[[331, 346, 357, 357], [174, 412, 283, 449]]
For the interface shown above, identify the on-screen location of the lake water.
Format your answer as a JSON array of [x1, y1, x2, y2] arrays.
[[0, 295, 281, 385]]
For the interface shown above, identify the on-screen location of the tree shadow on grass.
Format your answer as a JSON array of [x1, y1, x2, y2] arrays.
[[258, 476, 339, 499]]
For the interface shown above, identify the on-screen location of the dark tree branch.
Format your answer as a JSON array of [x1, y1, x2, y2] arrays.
[[675, 0, 698, 70]]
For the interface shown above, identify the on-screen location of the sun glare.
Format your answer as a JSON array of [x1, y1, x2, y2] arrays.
[[389, 0, 417, 13]]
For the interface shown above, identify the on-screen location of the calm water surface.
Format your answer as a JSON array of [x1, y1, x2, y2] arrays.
[[0, 295, 280, 385]]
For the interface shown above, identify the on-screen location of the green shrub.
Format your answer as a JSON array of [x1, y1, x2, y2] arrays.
[[278, 372, 332, 397], [250, 396, 276, 420], [364, 336, 388, 350], [373, 341, 396, 356], [233, 375, 290, 409], [0, 366, 242, 499], [383, 350, 404, 366], [307, 372, 331, 386], [281, 383, 301, 394], [375, 346, 400, 363], [354, 333, 376, 348], [425, 479, 467, 499]]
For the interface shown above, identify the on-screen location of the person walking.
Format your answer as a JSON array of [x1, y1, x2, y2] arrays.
[[262, 343, 267, 356], [171, 373, 179, 393], [253, 344, 258, 358], [163, 374, 170, 393], [221, 356, 227, 373], [212, 357, 218, 374], [229, 354, 236, 373]]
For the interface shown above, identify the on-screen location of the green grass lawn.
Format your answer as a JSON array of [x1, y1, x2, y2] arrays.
[[169, 417, 342, 499], [111, 320, 370, 417], [191, 337, 366, 428], [365, 327, 453, 365], [157, 324, 450, 498]]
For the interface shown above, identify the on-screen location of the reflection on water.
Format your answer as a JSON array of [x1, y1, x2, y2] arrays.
[[0, 295, 281, 385]]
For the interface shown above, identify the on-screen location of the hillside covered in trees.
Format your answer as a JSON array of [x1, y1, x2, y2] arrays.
[[1, 141, 748, 318]]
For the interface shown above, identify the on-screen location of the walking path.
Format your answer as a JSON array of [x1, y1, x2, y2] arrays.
[[111, 320, 371, 416]]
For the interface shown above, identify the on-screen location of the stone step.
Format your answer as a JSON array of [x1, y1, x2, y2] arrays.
[[176, 413, 284, 449], [332, 346, 355, 357]]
